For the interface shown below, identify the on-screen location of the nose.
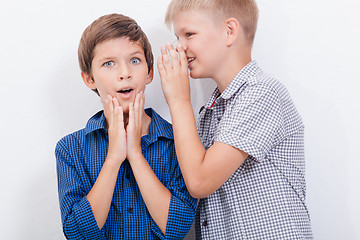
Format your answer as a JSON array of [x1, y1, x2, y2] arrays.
[[178, 38, 187, 51], [118, 64, 131, 80]]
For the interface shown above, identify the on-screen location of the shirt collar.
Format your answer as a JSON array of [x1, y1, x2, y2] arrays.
[[84, 108, 173, 141], [144, 108, 173, 141], [84, 110, 107, 135], [204, 61, 261, 110]]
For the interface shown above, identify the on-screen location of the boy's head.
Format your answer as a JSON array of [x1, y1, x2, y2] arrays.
[[79, 13, 154, 113], [78, 13, 154, 95], [165, 0, 258, 47], [164, 0, 258, 81]]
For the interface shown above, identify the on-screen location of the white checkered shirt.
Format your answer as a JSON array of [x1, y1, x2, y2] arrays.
[[195, 61, 313, 239]]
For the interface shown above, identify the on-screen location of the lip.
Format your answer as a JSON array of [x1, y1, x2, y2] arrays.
[[187, 57, 195, 69], [116, 88, 134, 99]]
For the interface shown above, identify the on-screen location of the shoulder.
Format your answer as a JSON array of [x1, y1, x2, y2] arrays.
[[56, 129, 86, 154], [231, 71, 294, 111], [57, 110, 105, 148]]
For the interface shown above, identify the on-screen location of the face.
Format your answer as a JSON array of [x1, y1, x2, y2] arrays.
[[173, 10, 227, 79], [83, 37, 153, 113]]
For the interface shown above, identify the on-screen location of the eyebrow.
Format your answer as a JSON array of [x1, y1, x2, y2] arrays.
[[96, 50, 144, 63]]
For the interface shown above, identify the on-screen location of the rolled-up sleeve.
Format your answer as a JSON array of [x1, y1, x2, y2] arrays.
[[217, 86, 284, 162], [55, 137, 107, 240], [150, 157, 197, 240]]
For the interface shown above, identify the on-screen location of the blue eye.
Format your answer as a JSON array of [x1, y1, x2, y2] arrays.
[[103, 61, 114, 67], [130, 58, 140, 64]]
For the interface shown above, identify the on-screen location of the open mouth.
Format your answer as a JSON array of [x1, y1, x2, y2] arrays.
[[118, 88, 133, 94], [117, 88, 134, 98], [188, 57, 195, 64]]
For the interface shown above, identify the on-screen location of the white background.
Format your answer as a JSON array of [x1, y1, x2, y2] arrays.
[[0, 0, 359, 239]]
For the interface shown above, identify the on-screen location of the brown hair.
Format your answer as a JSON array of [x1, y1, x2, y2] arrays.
[[78, 13, 153, 78], [165, 0, 259, 46]]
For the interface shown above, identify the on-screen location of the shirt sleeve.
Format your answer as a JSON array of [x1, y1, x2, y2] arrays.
[[216, 84, 285, 162], [55, 137, 107, 240], [150, 155, 197, 240]]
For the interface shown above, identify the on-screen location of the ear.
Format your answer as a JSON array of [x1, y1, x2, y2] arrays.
[[145, 66, 154, 85], [225, 18, 240, 47], [81, 72, 97, 90]]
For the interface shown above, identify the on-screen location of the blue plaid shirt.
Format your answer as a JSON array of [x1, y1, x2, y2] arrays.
[[55, 108, 196, 240]]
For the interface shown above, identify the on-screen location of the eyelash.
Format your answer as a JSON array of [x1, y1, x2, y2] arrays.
[[103, 61, 114, 67], [102, 58, 140, 67], [130, 58, 140, 64]]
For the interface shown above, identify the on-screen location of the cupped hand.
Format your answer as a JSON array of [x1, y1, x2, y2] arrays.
[[102, 95, 127, 166], [157, 43, 191, 107]]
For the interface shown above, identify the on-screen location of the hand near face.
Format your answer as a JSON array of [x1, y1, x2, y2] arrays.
[[158, 43, 190, 107], [102, 95, 127, 166], [126, 92, 145, 161]]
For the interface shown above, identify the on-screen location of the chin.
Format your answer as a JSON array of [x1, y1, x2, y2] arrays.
[[190, 70, 205, 79], [189, 70, 199, 79]]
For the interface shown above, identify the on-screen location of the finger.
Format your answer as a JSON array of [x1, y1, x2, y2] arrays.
[[128, 102, 135, 130], [138, 92, 144, 125], [161, 45, 172, 72], [177, 44, 188, 72], [103, 95, 113, 121], [118, 105, 124, 129], [139, 93, 145, 126], [140, 92, 145, 112], [134, 92, 141, 125], [167, 42, 180, 70], [112, 97, 120, 121], [157, 56, 167, 79]]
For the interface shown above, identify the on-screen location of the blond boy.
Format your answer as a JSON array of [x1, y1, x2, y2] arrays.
[[158, 0, 313, 239]]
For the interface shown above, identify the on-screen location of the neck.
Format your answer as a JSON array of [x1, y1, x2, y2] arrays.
[[214, 54, 252, 93]]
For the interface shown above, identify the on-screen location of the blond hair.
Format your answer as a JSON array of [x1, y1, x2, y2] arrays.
[[165, 0, 259, 46]]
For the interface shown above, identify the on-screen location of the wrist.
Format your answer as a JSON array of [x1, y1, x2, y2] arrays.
[[168, 98, 192, 110], [105, 154, 126, 168], [127, 150, 144, 163]]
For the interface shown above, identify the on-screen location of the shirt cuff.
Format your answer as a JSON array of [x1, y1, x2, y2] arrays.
[[151, 194, 195, 240], [63, 196, 106, 240], [217, 132, 264, 163]]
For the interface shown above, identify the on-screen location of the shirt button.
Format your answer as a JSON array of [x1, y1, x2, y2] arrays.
[[202, 220, 208, 227], [125, 173, 130, 179], [127, 208, 133, 213], [217, 117, 221, 121]]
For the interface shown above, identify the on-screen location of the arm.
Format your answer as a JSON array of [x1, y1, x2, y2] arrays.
[[158, 43, 248, 198], [126, 93, 171, 235], [56, 140, 107, 239], [86, 96, 127, 229], [127, 93, 196, 238]]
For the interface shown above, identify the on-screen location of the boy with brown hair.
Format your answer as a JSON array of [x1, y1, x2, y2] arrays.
[[158, 0, 313, 239], [55, 13, 196, 239]]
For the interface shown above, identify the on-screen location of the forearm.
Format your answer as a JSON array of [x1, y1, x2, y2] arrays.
[[129, 154, 171, 235], [168, 101, 207, 192], [86, 158, 122, 229]]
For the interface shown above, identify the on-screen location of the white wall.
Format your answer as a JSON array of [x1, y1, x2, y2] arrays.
[[0, 0, 359, 239]]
